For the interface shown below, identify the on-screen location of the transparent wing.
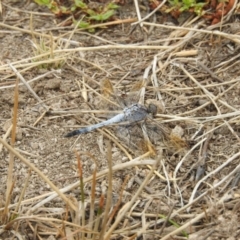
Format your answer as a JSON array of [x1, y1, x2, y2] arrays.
[[64, 103, 149, 137], [100, 78, 144, 109]]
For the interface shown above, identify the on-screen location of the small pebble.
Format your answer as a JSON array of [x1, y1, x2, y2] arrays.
[[45, 79, 61, 90], [26, 3, 38, 11], [30, 142, 38, 150]]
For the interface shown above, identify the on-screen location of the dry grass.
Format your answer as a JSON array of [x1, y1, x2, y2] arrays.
[[1, 1, 240, 239]]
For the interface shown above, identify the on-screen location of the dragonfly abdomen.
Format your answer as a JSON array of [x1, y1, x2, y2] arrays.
[[64, 113, 126, 137]]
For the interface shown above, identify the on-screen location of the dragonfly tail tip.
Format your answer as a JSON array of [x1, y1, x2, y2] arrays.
[[64, 130, 78, 137]]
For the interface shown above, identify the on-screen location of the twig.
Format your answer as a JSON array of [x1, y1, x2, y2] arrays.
[[197, 61, 223, 82], [0, 138, 77, 211], [151, 55, 165, 111], [188, 151, 240, 209], [104, 158, 160, 239], [133, 0, 142, 27], [7, 62, 48, 110], [158, 203, 176, 236], [134, 176, 153, 194], [195, 129, 213, 182], [132, 0, 167, 26], [142, 22, 240, 44]]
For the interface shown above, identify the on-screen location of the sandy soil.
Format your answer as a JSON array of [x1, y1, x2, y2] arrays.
[[0, 0, 240, 239]]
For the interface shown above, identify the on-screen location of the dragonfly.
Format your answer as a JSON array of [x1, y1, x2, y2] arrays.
[[64, 103, 157, 137], [64, 79, 187, 152]]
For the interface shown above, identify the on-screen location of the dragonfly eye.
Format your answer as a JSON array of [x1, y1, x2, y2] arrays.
[[147, 104, 157, 116]]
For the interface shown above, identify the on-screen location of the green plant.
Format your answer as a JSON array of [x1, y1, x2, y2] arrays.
[[168, 0, 206, 15], [34, 0, 70, 15], [34, 0, 119, 29]]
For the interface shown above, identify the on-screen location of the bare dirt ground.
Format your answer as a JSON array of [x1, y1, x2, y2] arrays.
[[1, 0, 240, 239]]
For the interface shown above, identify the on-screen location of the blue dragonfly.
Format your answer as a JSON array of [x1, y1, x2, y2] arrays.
[[64, 103, 157, 137], [64, 79, 186, 152]]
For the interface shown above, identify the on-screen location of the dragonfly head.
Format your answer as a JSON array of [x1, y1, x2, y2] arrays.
[[147, 103, 157, 116]]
